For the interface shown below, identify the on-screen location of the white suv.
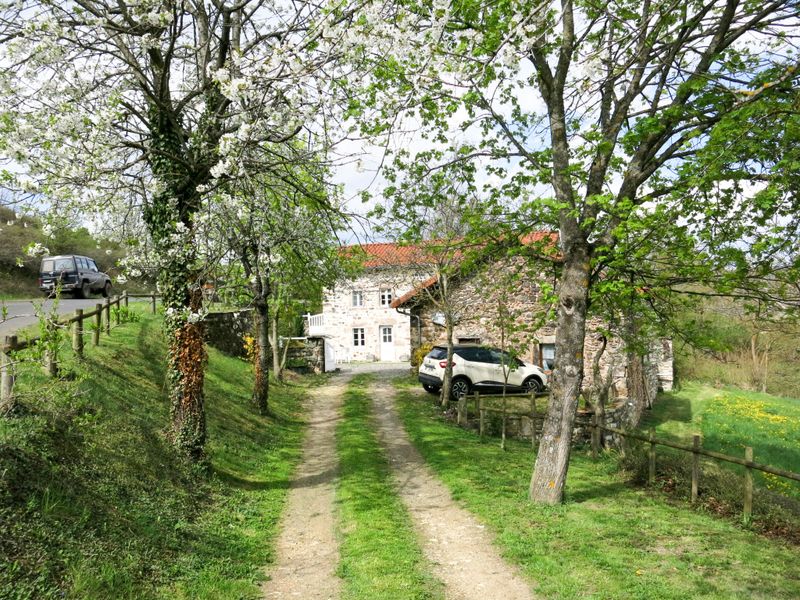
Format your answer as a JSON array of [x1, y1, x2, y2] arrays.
[[418, 345, 548, 399]]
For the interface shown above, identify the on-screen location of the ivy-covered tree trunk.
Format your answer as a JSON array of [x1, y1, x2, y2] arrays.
[[143, 107, 212, 462], [145, 199, 208, 461]]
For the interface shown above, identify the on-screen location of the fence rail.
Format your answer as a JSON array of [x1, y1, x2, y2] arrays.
[[453, 390, 549, 447]]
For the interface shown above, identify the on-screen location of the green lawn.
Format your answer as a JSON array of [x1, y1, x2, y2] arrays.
[[640, 382, 800, 498], [335, 374, 443, 600], [0, 308, 309, 599], [393, 378, 800, 599]]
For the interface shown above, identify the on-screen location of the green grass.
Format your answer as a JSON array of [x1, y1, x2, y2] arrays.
[[392, 378, 800, 599], [641, 382, 800, 498], [0, 308, 309, 599], [335, 374, 444, 600]]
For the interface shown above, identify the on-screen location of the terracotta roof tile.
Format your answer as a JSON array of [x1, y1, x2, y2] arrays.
[[388, 230, 560, 308], [341, 242, 433, 268]]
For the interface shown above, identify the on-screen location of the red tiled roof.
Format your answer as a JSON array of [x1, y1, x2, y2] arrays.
[[341, 242, 434, 268], [343, 232, 559, 269], [390, 274, 439, 308], [388, 230, 560, 308]]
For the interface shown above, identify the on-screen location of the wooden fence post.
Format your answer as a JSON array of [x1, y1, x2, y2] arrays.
[[42, 321, 57, 377], [104, 297, 111, 335], [0, 336, 16, 414], [591, 413, 599, 459], [743, 446, 753, 524], [457, 394, 467, 426], [649, 428, 656, 485], [479, 397, 485, 439], [151, 292, 157, 314], [691, 434, 701, 504], [72, 309, 84, 358], [122, 290, 129, 308], [93, 303, 102, 346], [114, 295, 120, 325]]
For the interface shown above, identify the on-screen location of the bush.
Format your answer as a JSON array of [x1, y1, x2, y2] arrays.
[[410, 343, 434, 372]]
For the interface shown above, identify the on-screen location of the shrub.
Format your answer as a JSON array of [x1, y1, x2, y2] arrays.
[[410, 343, 434, 371]]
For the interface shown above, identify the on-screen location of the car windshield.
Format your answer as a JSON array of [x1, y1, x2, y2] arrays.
[[42, 258, 74, 272]]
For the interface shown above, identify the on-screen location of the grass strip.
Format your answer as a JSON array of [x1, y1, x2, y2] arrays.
[[335, 374, 444, 600], [393, 378, 800, 600]]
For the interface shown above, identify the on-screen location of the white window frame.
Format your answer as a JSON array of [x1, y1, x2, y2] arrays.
[[380, 288, 393, 307], [351, 290, 364, 307], [353, 328, 365, 346]]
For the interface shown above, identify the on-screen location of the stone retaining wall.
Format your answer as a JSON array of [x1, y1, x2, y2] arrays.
[[204, 310, 253, 358], [286, 336, 327, 374]]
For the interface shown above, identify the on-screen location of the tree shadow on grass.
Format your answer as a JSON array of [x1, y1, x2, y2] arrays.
[[213, 465, 339, 491]]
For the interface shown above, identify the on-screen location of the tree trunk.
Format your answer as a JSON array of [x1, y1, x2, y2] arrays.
[[253, 293, 269, 415], [529, 244, 590, 504], [163, 272, 207, 462], [441, 312, 454, 408], [270, 312, 283, 382]]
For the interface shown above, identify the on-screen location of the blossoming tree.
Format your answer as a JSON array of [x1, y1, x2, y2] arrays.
[[0, 0, 383, 460]]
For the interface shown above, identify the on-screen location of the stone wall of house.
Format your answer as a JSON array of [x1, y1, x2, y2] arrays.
[[408, 262, 672, 399], [285, 337, 326, 373], [205, 309, 253, 358], [320, 267, 431, 362]]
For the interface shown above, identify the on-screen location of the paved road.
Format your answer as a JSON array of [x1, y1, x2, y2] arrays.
[[0, 298, 116, 339]]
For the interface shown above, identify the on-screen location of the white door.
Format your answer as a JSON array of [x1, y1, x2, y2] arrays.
[[379, 326, 395, 361], [324, 340, 336, 372]]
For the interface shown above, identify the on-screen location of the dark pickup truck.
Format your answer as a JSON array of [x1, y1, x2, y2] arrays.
[[39, 255, 112, 298]]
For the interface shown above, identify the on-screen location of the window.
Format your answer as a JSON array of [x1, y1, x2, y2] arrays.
[[540, 343, 556, 370], [381, 326, 392, 343], [353, 328, 365, 346], [380, 288, 393, 306], [351, 290, 363, 307], [427, 347, 447, 360]]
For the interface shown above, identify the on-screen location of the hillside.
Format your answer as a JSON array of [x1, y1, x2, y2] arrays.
[[0, 309, 308, 599], [0, 206, 136, 299]]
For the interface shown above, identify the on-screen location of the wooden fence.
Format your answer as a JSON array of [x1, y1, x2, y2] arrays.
[[450, 390, 800, 524], [455, 391, 549, 447], [590, 420, 800, 523], [0, 291, 160, 411]]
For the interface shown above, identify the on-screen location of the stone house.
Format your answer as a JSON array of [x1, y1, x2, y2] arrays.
[[305, 243, 433, 362], [307, 237, 673, 405], [389, 246, 674, 402]]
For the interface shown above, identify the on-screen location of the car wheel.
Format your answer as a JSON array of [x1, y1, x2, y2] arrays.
[[450, 377, 471, 400], [422, 383, 440, 394], [523, 376, 543, 394], [102, 281, 111, 298], [79, 281, 90, 299]]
